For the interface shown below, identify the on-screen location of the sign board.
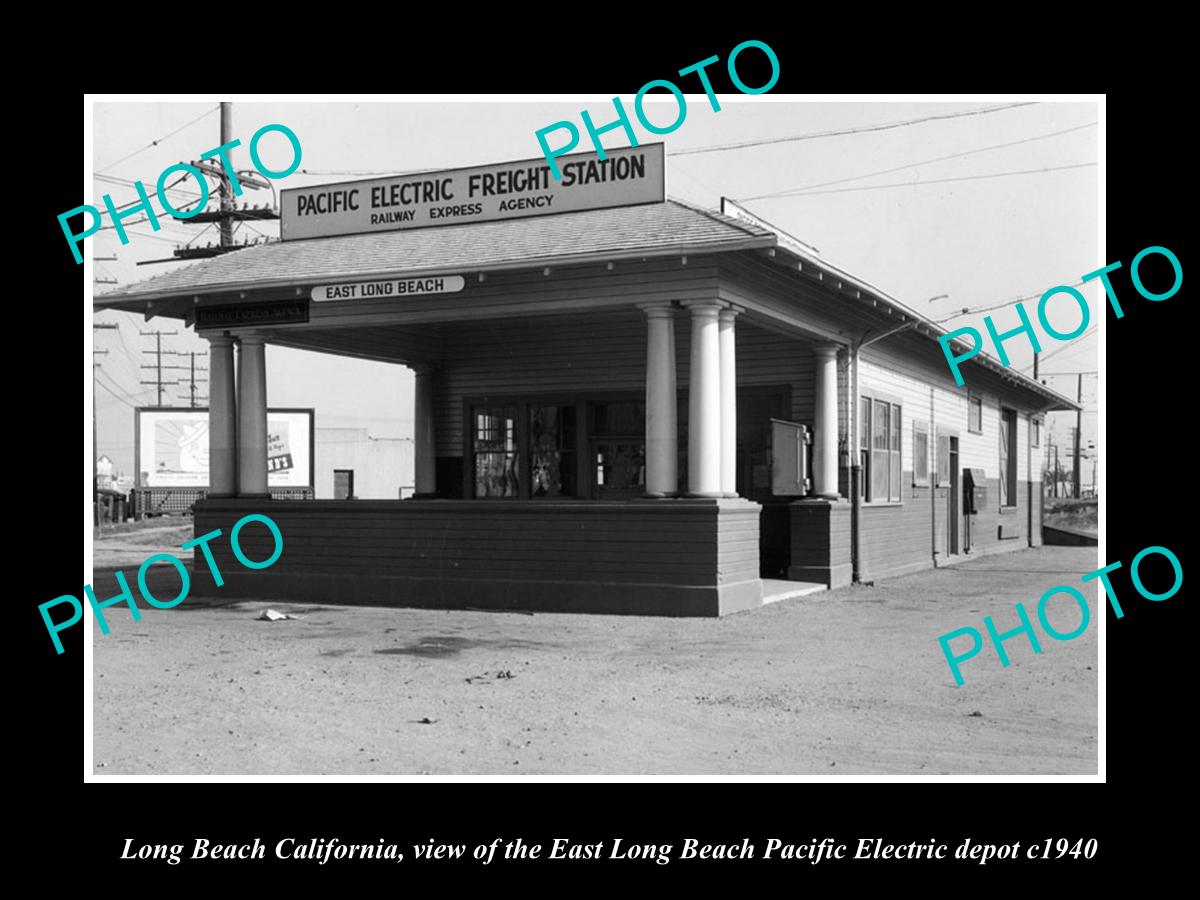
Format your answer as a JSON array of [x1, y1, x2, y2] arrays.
[[312, 275, 466, 302], [196, 300, 309, 329], [280, 144, 665, 241], [136, 408, 314, 489]]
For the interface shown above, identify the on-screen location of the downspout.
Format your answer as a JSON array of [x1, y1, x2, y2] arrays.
[[849, 320, 918, 584], [930, 386, 937, 567]]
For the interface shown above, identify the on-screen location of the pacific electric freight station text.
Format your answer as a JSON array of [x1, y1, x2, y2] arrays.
[[293, 155, 647, 220]]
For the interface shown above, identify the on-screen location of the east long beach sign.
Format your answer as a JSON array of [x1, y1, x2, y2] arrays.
[[281, 144, 665, 241], [312, 276, 465, 302]]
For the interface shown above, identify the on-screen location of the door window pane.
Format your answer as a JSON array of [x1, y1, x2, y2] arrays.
[[530, 404, 576, 498], [595, 441, 645, 498], [474, 406, 518, 498]]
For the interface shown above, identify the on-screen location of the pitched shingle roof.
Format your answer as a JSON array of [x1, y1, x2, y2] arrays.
[[94, 199, 775, 305]]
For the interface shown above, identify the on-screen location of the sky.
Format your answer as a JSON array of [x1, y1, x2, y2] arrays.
[[90, 97, 1100, 480]]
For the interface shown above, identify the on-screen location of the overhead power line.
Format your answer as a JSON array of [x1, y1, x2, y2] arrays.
[[747, 161, 1096, 199], [936, 280, 1089, 324], [96, 105, 220, 174], [1020, 326, 1099, 370], [737, 121, 1098, 201], [669, 102, 1037, 157]]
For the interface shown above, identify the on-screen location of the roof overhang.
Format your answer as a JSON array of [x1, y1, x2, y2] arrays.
[[720, 199, 1081, 412]]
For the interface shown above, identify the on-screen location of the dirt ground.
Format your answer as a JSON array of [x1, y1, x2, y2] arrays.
[[91, 543, 1099, 776]]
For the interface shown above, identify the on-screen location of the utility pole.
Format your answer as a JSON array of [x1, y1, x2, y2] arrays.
[[1073, 373, 1083, 500], [92, 322, 118, 526], [1054, 444, 1060, 499], [140, 329, 179, 406], [219, 101, 233, 249], [136, 102, 280, 266], [165, 351, 209, 408], [95, 255, 119, 285]]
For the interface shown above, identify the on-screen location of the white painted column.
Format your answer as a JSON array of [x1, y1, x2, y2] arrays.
[[206, 333, 237, 497], [236, 333, 269, 497], [685, 301, 724, 497], [413, 367, 437, 497], [639, 303, 678, 497], [813, 342, 840, 499], [719, 307, 740, 497]]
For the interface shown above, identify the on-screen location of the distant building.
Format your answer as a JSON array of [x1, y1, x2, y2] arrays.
[[315, 427, 413, 499]]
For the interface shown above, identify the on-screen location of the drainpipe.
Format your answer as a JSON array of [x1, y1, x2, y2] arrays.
[[849, 320, 918, 584], [930, 386, 937, 567]]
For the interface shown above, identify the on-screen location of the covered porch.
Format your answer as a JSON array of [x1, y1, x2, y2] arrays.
[[98, 200, 851, 616]]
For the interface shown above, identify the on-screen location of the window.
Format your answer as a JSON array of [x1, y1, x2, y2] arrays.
[[591, 401, 645, 499], [999, 407, 1018, 506], [333, 469, 354, 500], [860, 395, 902, 502], [473, 406, 519, 497], [968, 392, 983, 434], [530, 404, 576, 498], [469, 397, 641, 499], [936, 433, 950, 487], [913, 421, 930, 486], [1032, 416, 1041, 448]]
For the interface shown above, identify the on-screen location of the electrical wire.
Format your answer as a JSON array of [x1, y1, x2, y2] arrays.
[[96, 106, 220, 174], [97, 173, 200, 217], [669, 103, 1037, 157], [95, 369, 152, 407], [737, 121, 1097, 201], [95, 173, 201, 200], [749, 162, 1097, 199], [935, 280, 1089, 324], [1020, 326, 1099, 369]]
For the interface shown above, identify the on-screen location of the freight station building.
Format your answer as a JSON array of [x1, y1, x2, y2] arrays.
[[95, 144, 1077, 616]]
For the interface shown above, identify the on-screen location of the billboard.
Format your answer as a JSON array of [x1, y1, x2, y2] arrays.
[[136, 408, 314, 489]]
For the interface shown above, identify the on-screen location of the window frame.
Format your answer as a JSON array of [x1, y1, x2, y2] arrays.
[[968, 391, 984, 434], [464, 392, 644, 500], [912, 419, 931, 487], [859, 391, 903, 504]]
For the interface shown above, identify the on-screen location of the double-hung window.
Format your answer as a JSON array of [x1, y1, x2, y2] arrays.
[[860, 394, 902, 503]]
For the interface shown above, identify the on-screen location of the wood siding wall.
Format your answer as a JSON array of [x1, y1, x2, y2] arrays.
[[193, 498, 762, 617], [433, 309, 815, 460]]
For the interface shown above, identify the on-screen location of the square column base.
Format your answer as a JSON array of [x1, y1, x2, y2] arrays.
[[787, 498, 852, 589]]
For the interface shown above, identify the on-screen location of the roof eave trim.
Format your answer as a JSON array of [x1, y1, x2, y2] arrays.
[[92, 236, 778, 308]]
